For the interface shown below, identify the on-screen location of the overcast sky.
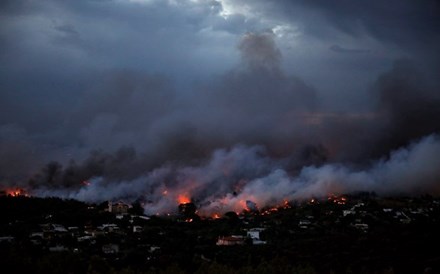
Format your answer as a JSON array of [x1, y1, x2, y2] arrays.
[[1, 0, 439, 190]]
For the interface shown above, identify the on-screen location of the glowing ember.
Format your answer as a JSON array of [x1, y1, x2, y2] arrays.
[[239, 200, 250, 212], [282, 200, 292, 209], [5, 188, 28, 197], [327, 194, 347, 205], [212, 213, 220, 219], [261, 207, 278, 215], [260, 200, 293, 215], [177, 194, 191, 204]]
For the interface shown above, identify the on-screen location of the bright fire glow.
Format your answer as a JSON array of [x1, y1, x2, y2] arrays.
[[261, 200, 292, 215], [177, 194, 191, 204], [327, 194, 347, 205], [5, 188, 28, 197], [239, 200, 249, 212]]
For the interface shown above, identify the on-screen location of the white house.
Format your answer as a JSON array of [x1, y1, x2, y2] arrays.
[[246, 228, 266, 245]]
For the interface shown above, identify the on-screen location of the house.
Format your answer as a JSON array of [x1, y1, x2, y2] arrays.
[[353, 223, 369, 232], [0, 236, 14, 243], [247, 228, 264, 239], [299, 220, 311, 229], [52, 224, 68, 233], [67, 226, 80, 237], [29, 232, 44, 245], [247, 228, 266, 245], [102, 244, 119, 254], [108, 201, 131, 214], [343, 210, 355, 217], [77, 235, 94, 242], [133, 226, 143, 233], [394, 211, 412, 224], [149, 246, 160, 253], [49, 245, 68, 252], [216, 235, 245, 246], [98, 223, 119, 233], [30, 232, 44, 238]]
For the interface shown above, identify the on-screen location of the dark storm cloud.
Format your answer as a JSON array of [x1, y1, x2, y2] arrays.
[[1, 1, 439, 208], [257, 0, 440, 45]]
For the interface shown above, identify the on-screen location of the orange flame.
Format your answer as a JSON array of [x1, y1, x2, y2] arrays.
[[177, 194, 191, 204], [327, 194, 347, 205], [5, 188, 28, 197], [238, 200, 249, 212]]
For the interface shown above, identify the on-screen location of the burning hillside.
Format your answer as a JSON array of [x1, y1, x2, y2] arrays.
[[1, 188, 29, 197], [2, 31, 439, 217], [1, 1, 439, 273], [24, 134, 440, 216]]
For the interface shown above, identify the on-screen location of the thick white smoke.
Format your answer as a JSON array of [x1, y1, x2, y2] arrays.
[[35, 134, 440, 215]]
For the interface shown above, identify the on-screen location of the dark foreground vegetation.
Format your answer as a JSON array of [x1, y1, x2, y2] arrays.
[[1, 193, 440, 273]]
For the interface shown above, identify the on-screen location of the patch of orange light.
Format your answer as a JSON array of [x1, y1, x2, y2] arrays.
[[261, 207, 278, 215], [6, 188, 28, 197], [327, 194, 347, 205], [177, 194, 190, 204], [239, 200, 249, 211], [212, 213, 220, 219]]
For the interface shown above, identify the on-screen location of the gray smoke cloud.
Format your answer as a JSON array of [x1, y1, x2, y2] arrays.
[[35, 134, 440, 215], [6, 33, 440, 209], [1, 1, 440, 214], [239, 32, 282, 70]]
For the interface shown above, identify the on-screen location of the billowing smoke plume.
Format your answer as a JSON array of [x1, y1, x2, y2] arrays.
[[238, 32, 282, 71], [34, 134, 440, 215], [2, 31, 440, 215]]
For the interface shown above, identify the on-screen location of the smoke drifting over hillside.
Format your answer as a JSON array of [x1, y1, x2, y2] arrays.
[[26, 34, 440, 214], [1, 1, 439, 214], [34, 134, 440, 215]]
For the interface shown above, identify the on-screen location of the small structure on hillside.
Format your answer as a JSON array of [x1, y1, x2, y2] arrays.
[[246, 228, 266, 245], [108, 201, 130, 214], [216, 235, 245, 246], [102, 244, 119, 254]]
